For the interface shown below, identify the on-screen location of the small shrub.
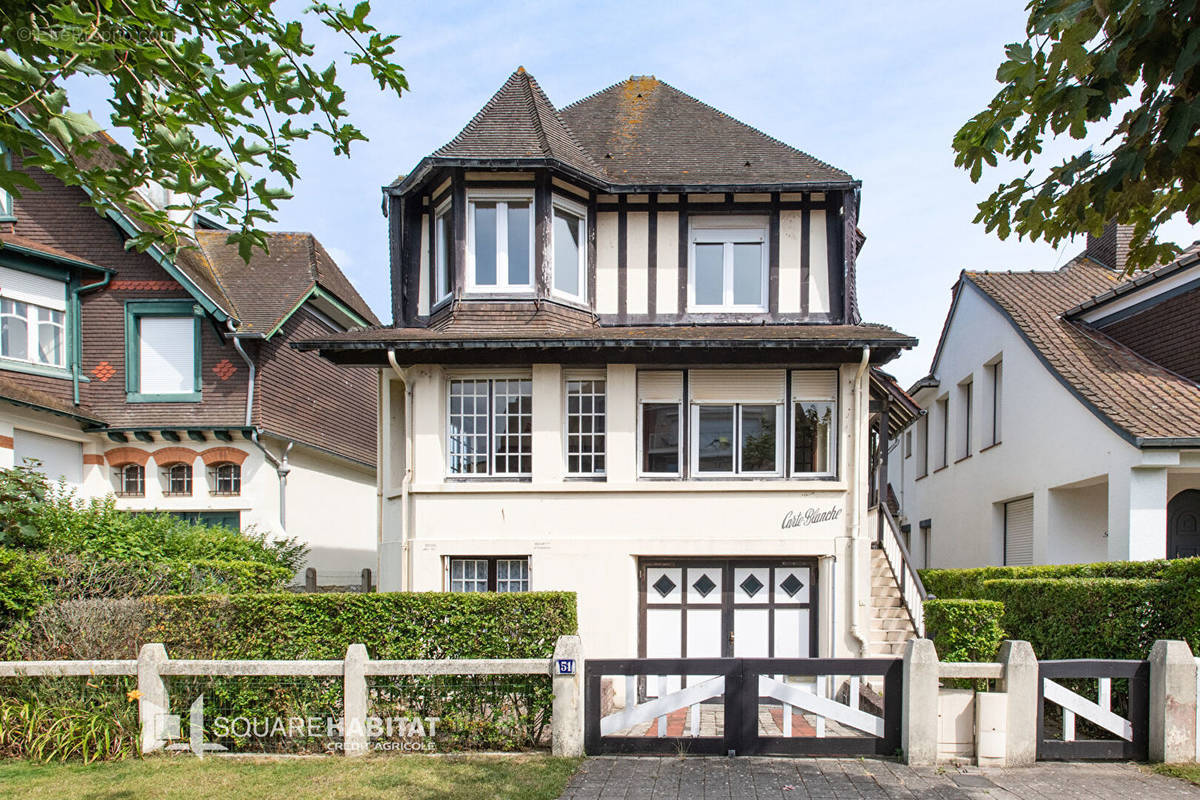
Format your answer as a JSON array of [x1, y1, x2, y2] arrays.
[[0, 678, 139, 763], [0, 463, 48, 548], [0, 548, 55, 622], [924, 599, 1005, 662]]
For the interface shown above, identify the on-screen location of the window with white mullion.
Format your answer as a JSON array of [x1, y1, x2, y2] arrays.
[[433, 198, 452, 305], [688, 221, 768, 311], [496, 558, 529, 592], [467, 190, 533, 293], [447, 378, 532, 477], [492, 378, 532, 475], [448, 379, 490, 475], [450, 558, 489, 592], [565, 378, 606, 476], [0, 298, 65, 368], [691, 402, 782, 477]]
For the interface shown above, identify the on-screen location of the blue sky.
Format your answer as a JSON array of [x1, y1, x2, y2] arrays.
[[69, 2, 1200, 385]]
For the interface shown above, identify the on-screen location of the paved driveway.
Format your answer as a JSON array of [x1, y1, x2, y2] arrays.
[[558, 757, 1200, 799]]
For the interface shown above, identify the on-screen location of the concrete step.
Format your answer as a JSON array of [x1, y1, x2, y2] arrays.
[[872, 587, 902, 600], [869, 616, 911, 631], [870, 598, 904, 611], [868, 641, 906, 656], [870, 606, 909, 620]]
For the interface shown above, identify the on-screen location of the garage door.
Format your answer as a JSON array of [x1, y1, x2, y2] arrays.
[[13, 429, 83, 487], [1004, 497, 1034, 566]]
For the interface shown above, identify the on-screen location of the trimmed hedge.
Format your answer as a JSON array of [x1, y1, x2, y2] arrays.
[[920, 559, 1183, 599], [924, 599, 1006, 662], [140, 591, 578, 660]]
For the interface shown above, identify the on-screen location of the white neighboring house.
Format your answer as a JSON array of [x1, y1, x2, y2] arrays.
[[890, 224, 1200, 569]]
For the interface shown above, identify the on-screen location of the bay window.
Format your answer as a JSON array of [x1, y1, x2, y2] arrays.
[[552, 196, 586, 302], [467, 190, 533, 293], [688, 217, 768, 311], [0, 265, 68, 370], [433, 198, 452, 306], [447, 377, 532, 477], [791, 370, 838, 477]]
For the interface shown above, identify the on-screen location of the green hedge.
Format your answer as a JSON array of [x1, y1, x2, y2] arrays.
[[924, 599, 1006, 662], [920, 559, 1185, 599]]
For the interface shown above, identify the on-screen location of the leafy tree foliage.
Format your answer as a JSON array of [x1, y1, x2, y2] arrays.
[[953, 0, 1200, 272], [0, 1, 406, 259]]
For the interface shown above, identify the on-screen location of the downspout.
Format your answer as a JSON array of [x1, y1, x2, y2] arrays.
[[251, 429, 292, 530], [387, 349, 415, 592], [227, 320, 255, 427], [848, 346, 871, 656], [70, 272, 112, 405]]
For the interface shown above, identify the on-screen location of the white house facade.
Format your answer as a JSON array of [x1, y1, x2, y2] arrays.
[[302, 70, 923, 660], [890, 226, 1200, 569]]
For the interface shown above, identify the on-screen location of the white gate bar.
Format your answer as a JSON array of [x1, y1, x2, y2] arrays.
[[760, 676, 886, 738], [815, 675, 825, 738], [849, 676, 860, 711], [1043, 678, 1133, 741], [658, 675, 668, 737], [783, 702, 792, 737], [600, 674, 725, 736], [1097, 677, 1111, 712], [1063, 709, 1076, 742], [690, 702, 700, 738]]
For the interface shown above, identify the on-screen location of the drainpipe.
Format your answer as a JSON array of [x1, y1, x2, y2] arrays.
[[226, 320, 255, 427], [70, 272, 112, 404], [387, 349, 415, 592], [251, 430, 293, 530], [848, 346, 871, 656]]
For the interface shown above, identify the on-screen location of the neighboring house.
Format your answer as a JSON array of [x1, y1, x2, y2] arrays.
[[889, 223, 1200, 569], [0, 129, 380, 587], [299, 69, 922, 660]]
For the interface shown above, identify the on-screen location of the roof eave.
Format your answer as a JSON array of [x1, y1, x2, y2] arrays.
[[1064, 250, 1200, 319]]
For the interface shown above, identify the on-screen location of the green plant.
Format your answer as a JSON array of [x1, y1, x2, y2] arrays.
[[0, 463, 48, 549], [0, 677, 139, 763], [0, 548, 55, 622], [924, 599, 1006, 662]]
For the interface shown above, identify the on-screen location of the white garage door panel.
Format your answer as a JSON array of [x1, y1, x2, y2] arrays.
[[14, 429, 82, 486], [1005, 497, 1034, 566]]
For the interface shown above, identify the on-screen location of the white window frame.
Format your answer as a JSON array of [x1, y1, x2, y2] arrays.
[[447, 556, 530, 592], [115, 463, 145, 497], [550, 194, 587, 303], [686, 216, 769, 312], [637, 400, 684, 478], [433, 197, 452, 307], [690, 402, 783, 478], [446, 375, 533, 478], [209, 462, 241, 496], [162, 462, 193, 496], [0, 298, 66, 369], [465, 188, 535, 295], [790, 399, 838, 479], [563, 372, 606, 477]]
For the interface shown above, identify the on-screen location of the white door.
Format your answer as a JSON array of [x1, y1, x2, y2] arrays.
[[1004, 497, 1034, 566], [13, 429, 82, 487]]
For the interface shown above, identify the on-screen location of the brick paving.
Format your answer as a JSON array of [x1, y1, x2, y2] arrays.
[[558, 756, 1200, 799]]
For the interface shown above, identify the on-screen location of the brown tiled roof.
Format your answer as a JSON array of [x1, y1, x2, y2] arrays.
[[191, 230, 380, 334], [296, 322, 914, 350], [391, 70, 854, 192], [965, 258, 1200, 444], [433, 68, 603, 181], [0, 233, 107, 271], [0, 376, 106, 427], [560, 76, 853, 187]]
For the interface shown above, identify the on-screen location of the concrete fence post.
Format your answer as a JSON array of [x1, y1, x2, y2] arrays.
[[137, 643, 169, 755], [343, 643, 369, 756], [996, 640, 1038, 766], [1149, 639, 1197, 763], [901, 638, 939, 765], [551, 635, 584, 757]]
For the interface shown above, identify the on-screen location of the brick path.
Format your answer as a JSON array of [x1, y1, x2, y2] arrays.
[[557, 756, 1200, 799]]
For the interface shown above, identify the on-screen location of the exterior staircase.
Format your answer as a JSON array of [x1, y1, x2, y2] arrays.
[[868, 545, 917, 656]]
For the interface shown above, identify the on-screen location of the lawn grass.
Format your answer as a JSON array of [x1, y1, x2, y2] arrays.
[[1152, 763, 1200, 787], [0, 753, 582, 800]]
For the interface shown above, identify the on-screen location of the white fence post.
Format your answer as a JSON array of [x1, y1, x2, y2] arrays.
[[997, 640, 1038, 767], [901, 638, 939, 765], [1148, 639, 1197, 763], [343, 644, 369, 756], [551, 635, 584, 757], [137, 643, 169, 755]]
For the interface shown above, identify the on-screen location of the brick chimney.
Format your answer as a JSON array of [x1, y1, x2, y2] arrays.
[[1085, 221, 1134, 272]]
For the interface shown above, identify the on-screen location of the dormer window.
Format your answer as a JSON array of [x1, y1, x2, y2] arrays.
[[551, 195, 586, 302], [433, 198, 452, 306], [687, 217, 768, 312], [467, 189, 533, 294], [0, 266, 68, 371]]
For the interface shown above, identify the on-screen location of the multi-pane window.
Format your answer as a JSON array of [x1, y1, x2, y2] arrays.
[[447, 378, 532, 476], [210, 462, 241, 495], [792, 371, 837, 477], [552, 197, 586, 301], [449, 557, 530, 592], [467, 191, 533, 293], [692, 403, 781, 476], [688, 219, 768, 311], [565, 377, 605, 475], [1, 299, 65, 367], [163, 463, 192, 496], [115, 463, 145, 497], [434, 199, 452, 305]]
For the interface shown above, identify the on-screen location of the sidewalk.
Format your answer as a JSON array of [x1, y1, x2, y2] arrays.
[[558, 756, 1200, 799]]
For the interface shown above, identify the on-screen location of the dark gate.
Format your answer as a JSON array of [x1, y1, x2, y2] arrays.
[[584, 657, 901, 756], [1037, 659, 1149, 760]]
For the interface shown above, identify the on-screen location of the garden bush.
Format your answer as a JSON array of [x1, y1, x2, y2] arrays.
[[920, 559, 1180, 599], [924, 599, 1006, 662]]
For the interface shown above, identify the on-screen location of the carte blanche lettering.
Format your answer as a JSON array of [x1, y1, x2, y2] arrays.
[[781, 506, 843, 529]]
